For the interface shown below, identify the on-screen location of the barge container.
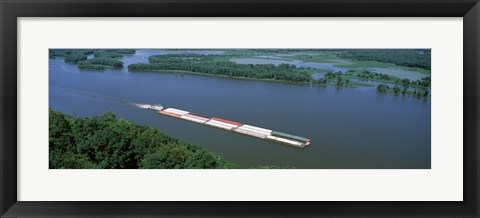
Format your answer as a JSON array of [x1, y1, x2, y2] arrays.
[[164, 108, 189, 115], [240, 125, 273, 135], [144, 104, 310, 148], [234, 128, 268, 139], [211, 117, 241, 126], [183, 113, 210, 122], [205, 120, 237, 130], [235, 126, 270, 136], [272, 131, 310, 143], [158, 110, 181, 118], [180, 115, 208, 124], [207, 119, 239, 128]]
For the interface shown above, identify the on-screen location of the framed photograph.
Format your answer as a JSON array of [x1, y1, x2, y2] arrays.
[[1, 0, 479, 217]]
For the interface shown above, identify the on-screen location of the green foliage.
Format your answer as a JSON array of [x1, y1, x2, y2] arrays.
[[337, 49, 431, 70], [316, 78, 327, 84], [49, 109, 74, 151], [393, 85, 402, 94], [140, 144, 191, 169], [416, 76, 431, 88], [375, 84, 429, 98], [49, 109, 239, 169], [49, 49, 93, 60], [128, 54, 313, 83], [346, 70, 431, 92], [377, 84, 389, 93], [351, 70, 401, 84], [64, 54, 88, 64], [185, 149, 230, 169], [314, 71, 353, 87], [49, 150, 98, 169], [50, 49, 133, 71], [93, 49, 135, 59], [76, 64, 107, 71], [49, 49, 93, 64], [255, 165, 295, 169], [401, 78, 411, 87], [77, 58, 123, 70]]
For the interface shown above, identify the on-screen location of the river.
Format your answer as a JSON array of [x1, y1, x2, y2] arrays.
[[49, 49, 431, 169]]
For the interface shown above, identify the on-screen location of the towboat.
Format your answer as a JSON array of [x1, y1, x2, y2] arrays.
[[147, 104, 164, 111]]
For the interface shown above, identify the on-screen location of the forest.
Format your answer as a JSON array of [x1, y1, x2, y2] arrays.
[[77, 58, 124, 70], [49, 49, 93, 62], [93, 49, 135, 58], [49, 109, 240, 169], [49, 110, 286, 169], [313, 71, 354, 87], [312, 70, 430, 94], [372, 74, 430, 97], [128, 54, 313, 83], [376, 83, 429, 97], [348, 70, 431, 87], [49, 49, 134, 70], [337, 49, 431, 70]]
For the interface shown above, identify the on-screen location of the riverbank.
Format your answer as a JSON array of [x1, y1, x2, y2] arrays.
[[130, 69, 315, 84], [128, 69, 378, 88], [143, 68, 429, 97]]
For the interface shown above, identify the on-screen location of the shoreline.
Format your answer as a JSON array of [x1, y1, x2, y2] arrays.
[[128, 69, 430, 98], [128, 69, 367, 88]]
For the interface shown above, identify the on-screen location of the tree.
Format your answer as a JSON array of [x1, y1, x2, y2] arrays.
[[401, 78, 410, 87], [64, 54, 87, 63], [337, 49, 431, 70], [185, 150, 221, 169], [49, 109, 74, 151], [49, 110, 245, 169], [129, 54, 313, 83], [317, 78, 327, 84], [377, 84, 389, 93], [393, 85, 402, 94], [49, 150, 98, 169], [141, 145, 190, 169]]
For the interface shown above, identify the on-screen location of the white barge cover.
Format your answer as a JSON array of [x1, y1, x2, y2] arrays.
[[164, 108, 190, 115], [180, 115, 208, 124]]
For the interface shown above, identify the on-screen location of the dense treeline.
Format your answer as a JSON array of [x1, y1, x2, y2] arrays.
[[49, 49, 93, 60], [50, 49, 93, 64], [64, 54, 88, 64], [128, 54, 313, 83], [350, 70, 430, 87], [49, 109, 239, 169], [351, 70, 401, 84], [377, 84, 430, 98], [313, 71, 353, 87], [50, 49, 135, 71], [313, 70, 431, 95], [93, 49, 135, 58], [77, 58, 124, 70], [374, 73, 430, 97], [337, 49, 431, 70]]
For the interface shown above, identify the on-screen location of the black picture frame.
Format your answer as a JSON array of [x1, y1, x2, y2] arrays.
[[1, 0, 479, 217]]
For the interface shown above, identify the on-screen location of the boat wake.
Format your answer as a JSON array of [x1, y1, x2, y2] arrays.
[[130, 103, 150, 109]]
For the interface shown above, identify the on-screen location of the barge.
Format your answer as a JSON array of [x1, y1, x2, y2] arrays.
[[144, 104, 310, 148]]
